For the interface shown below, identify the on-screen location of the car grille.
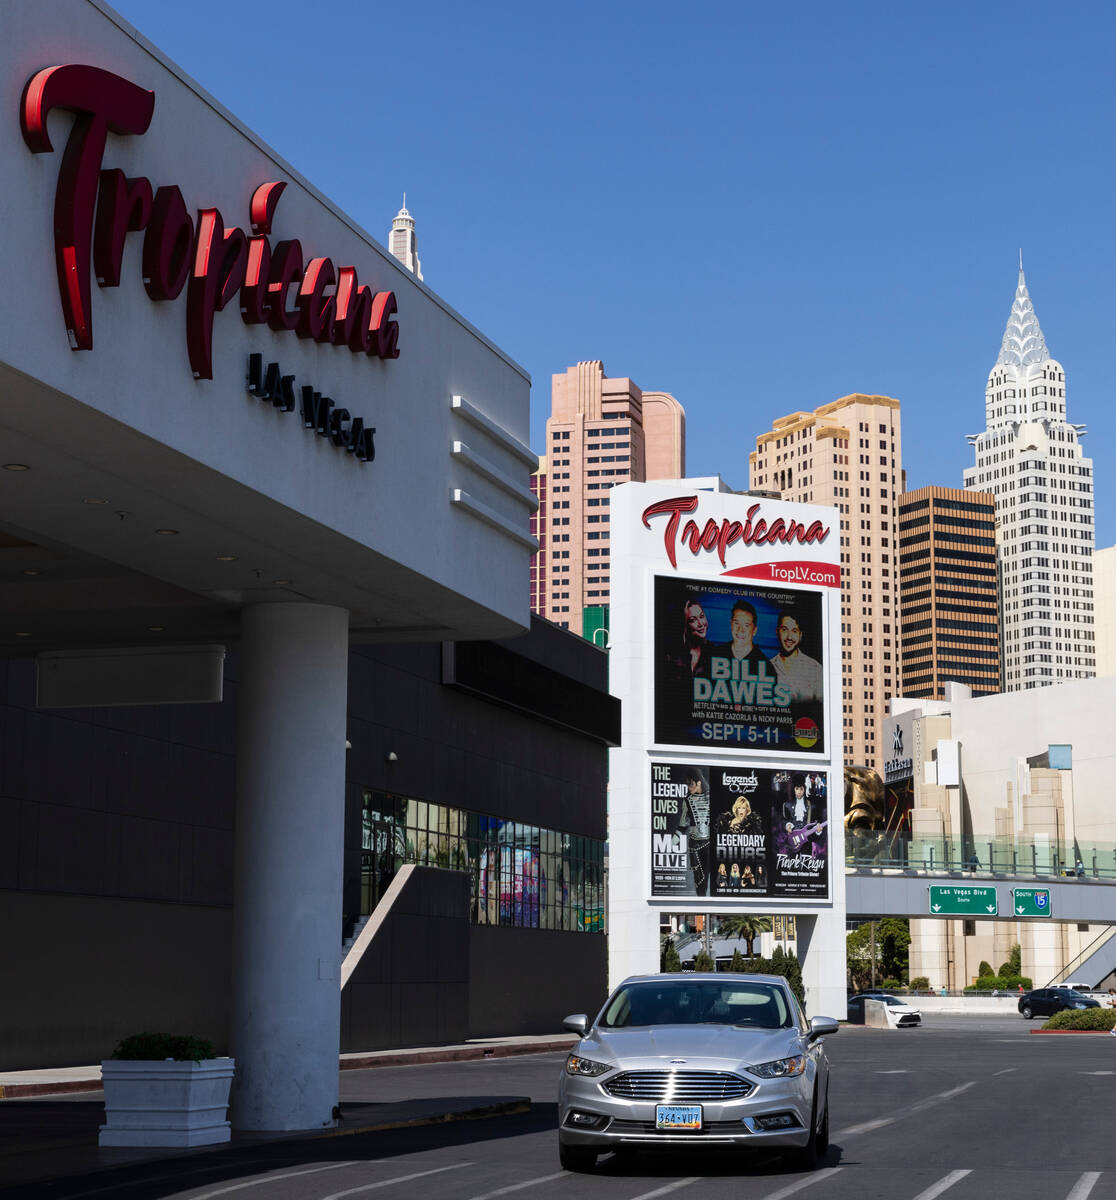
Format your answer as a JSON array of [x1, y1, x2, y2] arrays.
[[602, 1071, 753, 1101], [607, 1118, 747, 1136]]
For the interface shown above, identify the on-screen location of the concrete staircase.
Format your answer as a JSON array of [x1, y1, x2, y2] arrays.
[[342, 915, 371, 958]]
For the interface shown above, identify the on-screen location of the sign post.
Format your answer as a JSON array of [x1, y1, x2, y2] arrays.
[[927, 885, 998, 916]]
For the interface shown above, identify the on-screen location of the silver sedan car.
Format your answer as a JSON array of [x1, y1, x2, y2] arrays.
[[557, 973, 838, 1172]]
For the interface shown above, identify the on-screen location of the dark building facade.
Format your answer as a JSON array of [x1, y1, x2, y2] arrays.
[[898, 486, 1002, 698], [0, 617, 616, 1070]]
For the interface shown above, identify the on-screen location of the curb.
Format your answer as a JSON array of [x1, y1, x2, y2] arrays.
[[0, 1098, 533, 1187], [0, 1080, 103, 1100], [0, 1040, 576, 1100], [1030, 1029, 1116, 1035], [320, 1098, 531, 1138], [340, 1039, 576, 1071]]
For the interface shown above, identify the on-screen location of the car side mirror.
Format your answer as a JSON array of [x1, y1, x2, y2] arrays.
[[808, 1016, 839, 1041], [563, 1013, 589, 1036]]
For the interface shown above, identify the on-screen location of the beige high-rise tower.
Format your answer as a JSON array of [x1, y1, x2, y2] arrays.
[[750, 394, 903, 775], [533, 361, 684, 630], [389, 197, 422, 280]]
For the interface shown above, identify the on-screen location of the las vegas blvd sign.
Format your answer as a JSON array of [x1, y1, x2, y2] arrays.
[[928, 885, 998, 916]]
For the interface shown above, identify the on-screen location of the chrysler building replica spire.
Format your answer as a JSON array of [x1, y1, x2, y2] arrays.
[[964, 263, 1096, 690], [389, 196, 422, 280]]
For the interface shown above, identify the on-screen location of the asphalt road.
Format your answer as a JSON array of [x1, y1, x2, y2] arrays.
[[4, 1014, 1116, 1200]]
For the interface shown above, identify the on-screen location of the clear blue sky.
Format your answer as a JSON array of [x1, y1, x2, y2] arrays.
[[109, 0, 1116, 544]]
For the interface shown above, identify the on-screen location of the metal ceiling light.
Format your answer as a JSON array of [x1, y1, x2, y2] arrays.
[[155, 528, 179, 536], [2, 463, 29, 472]]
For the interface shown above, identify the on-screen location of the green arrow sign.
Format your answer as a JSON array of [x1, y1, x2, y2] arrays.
[[1013, 888, 1053, 918], [928, 885, 998, 916]]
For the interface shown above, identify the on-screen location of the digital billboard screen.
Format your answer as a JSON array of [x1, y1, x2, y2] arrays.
[[651, 763, 829, 900], [653, 576, 827, 755]]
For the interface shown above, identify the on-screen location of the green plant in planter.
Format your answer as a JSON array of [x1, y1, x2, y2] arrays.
[[1043, 1008, 1116, 1032], [112, 1033, 215, 1062]]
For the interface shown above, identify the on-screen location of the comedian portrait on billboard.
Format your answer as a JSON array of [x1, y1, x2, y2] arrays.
[[654, 576, 827, 754], [651, 764, 828, 899]]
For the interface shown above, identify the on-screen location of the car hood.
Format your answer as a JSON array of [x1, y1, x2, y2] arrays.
[[886, 1003, 920, 1014], [579, 1025, 804, 1070]]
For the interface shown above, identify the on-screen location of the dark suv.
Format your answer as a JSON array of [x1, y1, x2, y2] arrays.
[[1018, 988, 1100, 1020]]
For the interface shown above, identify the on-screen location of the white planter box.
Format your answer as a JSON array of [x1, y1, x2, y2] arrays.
[[99, 1058, 235, 1147]]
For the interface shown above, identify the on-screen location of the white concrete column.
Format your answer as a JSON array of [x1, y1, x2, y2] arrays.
[[230, 603, 349, 1131], [797, 910, 848, 1020]]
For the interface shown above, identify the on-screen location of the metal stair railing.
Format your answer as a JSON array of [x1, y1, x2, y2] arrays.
[[1042, 925, 1116, 990]]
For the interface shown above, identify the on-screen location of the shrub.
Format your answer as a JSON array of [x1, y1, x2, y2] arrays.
[[1002, 944, 1022, 976], [909, 976, 930, 992], [1044, 1007, 1116, 1031], [693, 950, 715, 972], [729, 949, 747, 972], [977, 961, 994, 978], [112, 1033, 215, 1062], [963, 973, 1033, 993], [880, 978, 901, 991], [661, 938, 682, 973]]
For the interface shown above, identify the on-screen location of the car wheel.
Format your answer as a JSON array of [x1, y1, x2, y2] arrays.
[[791, 1088, 820, 1170], [816, 1084, 830, 1154], [1021, 1004, 1033, 1019], [558, 1141, 597, 1173]]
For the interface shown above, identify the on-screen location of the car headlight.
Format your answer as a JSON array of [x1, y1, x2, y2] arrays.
[[565, 1054, 612, 1077], [748, 1056, 807, 1078]]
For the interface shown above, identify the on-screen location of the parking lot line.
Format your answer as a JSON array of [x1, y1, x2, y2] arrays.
[[626, 1177, 702, 1200], [319, 1162, 472, 1200], [464, 1170, 570, 1199], [1065, 1172, 1101, 1200], [909, 1169, 971, 1200], [184, 1162, 361, 1200], [837, 1081, 977, 1139], [761, 1166, 843, 1200]]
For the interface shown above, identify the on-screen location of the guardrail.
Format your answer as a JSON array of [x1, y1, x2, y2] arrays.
[[846, 831, 1116, 882]]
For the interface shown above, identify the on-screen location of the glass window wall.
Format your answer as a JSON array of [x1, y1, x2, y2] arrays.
[[361, 789, 605, 932]]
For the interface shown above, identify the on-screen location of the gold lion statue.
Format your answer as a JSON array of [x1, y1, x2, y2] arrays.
[[844, 764, 886, 830]]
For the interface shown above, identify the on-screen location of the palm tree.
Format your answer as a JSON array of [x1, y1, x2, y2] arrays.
[[716, 915, 772, 957]]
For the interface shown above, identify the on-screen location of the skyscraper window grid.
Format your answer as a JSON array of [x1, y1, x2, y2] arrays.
[[750, 394, 902, 777]]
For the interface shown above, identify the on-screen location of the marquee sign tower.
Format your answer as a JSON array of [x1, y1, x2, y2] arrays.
[[608, 483, 847, 1017]]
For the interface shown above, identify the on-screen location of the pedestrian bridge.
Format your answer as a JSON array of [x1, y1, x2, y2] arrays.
[[845, 830, 1116, 924], [845, 870, 1116, 926], [844, 831, 1116, 985]]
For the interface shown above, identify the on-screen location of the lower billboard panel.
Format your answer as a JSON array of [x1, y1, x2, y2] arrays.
[[650, 762, 829, 900]]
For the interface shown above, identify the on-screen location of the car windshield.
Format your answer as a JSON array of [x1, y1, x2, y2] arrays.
[[599, 980, 795, 1030]]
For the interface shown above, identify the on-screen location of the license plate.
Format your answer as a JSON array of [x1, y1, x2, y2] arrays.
[[656, 1104, 702, 1131]]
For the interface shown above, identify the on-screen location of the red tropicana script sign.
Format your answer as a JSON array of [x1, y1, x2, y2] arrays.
[[20, 64, 400, 379], [641, 496, 832, 570]]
